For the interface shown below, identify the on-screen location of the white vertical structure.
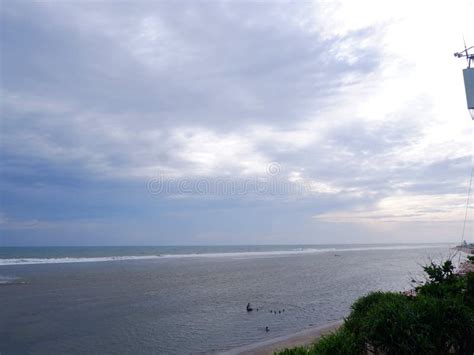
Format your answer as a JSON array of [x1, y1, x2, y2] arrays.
[[463, 68, 474, 120]]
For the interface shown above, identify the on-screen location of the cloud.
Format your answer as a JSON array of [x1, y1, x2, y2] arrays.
[[314, 193, 472, 224], [1, 0, 473, 244]]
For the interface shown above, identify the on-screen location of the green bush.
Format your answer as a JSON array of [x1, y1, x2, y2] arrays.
[[276, 346, 308, 355], [417, 259, 466, 300], [423, 259, 455, 283], [345, 291, 413, 345], [415, 294, 474, 353], [466, 272, 474, 307], [311, 327, 361, 355], [274, 327, 361, 355], [351, 293, 423, 353]]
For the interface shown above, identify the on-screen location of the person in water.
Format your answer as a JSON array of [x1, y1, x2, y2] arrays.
[[246, 303, 253, 312]]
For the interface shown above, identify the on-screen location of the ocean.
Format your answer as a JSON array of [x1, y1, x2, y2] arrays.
[[0, 244, 456, 354]]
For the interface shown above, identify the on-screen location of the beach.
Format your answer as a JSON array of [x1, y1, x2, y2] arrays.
[[223, 320, 343, 354]]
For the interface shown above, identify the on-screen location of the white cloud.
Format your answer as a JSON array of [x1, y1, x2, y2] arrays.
[[314, 192, 473, 224]]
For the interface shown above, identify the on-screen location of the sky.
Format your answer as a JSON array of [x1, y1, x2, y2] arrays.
[[1, 0, 473, 246]]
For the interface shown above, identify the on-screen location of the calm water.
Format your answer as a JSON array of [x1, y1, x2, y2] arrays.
[[0, 244, 455, 354]]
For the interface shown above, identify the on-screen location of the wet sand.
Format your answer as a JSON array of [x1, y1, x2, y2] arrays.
[[222, 320, 343, 355]]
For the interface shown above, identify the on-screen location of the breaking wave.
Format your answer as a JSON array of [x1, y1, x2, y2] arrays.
[[0, 244, 452, 266]]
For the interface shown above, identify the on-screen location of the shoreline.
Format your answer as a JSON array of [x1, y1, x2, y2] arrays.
[[221, 320, 343, 355]]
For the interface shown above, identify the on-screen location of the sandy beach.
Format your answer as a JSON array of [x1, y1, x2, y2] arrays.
[[222, 320, 343, 355]]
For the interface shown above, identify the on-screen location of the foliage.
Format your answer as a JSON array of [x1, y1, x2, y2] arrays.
[[416, 260, 465, 299], [423, 259, 455, 283], [276, 346, 308, 355], [275, 327, 362, 355], [310, 327, 360, 354], [413, 295, 474, 354], [466, 272, 474, 307], [277, 260, 474, 355], [346, 292, 424, 354]]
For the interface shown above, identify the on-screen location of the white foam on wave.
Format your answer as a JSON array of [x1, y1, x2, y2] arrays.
[[160, 248, 337, 259], [0, 275, 24, 285], [161, 244, 451, 259], [0, 255, 162, 266], [0, 244, 452, 266]]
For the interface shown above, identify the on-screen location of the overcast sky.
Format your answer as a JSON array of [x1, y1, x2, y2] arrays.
[[1, 0, 473, 246]]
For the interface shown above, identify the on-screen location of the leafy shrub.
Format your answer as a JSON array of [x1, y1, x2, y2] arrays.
[[414, 294, 474, 353], [351, 293, 423, 354], [274, 327, 361, 355], [276, 346, 308, 355], [310, 327, 361, 355], [423, 259, 455, 283], [466, 272, 474, 307]]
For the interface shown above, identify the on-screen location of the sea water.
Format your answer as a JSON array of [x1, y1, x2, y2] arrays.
[[0, 244, 456, 354]]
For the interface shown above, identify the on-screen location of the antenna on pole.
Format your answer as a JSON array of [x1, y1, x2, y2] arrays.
[[454, 39, 474, 68]]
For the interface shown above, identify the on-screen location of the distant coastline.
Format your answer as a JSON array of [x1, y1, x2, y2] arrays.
[[455, 241, 474, 255]]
